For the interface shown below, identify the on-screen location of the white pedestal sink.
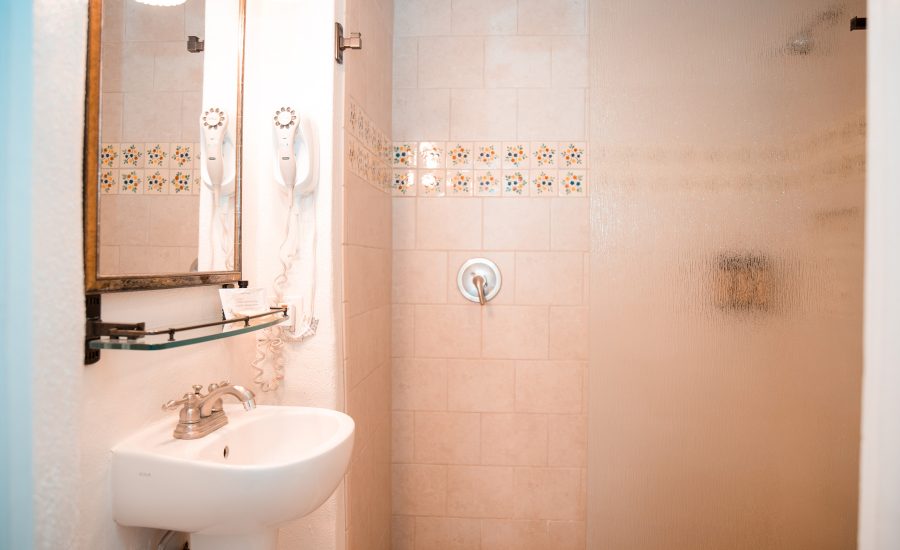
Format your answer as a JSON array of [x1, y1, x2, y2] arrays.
[[112, 405, 354, 550]]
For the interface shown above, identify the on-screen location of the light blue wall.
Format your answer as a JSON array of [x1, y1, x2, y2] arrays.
[[0, 0, 34, 548]]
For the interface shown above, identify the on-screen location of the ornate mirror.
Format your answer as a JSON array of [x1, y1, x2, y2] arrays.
[[83, 0, 246, 292]]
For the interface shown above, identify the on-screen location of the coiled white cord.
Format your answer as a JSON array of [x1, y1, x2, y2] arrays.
[[250, 184, 318, 391]]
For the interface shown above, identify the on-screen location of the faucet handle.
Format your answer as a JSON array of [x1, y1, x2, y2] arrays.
[[192, 384, 204, 395], [162, 392, 195, 411]]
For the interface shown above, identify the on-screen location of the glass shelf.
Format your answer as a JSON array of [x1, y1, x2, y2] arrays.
[[89, 313, 288, 352]]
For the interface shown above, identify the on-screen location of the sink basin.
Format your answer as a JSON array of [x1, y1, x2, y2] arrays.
[[112, 405, 354, 550]]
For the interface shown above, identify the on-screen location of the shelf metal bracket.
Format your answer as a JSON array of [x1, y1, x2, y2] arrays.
[[84, 293, 145, 365], [335, 22, 362, 64]]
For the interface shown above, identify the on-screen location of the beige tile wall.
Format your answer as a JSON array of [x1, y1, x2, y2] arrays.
[[391, 2, 589, 548], [391, 2, 589, 547], [343, 0, 394, 549]]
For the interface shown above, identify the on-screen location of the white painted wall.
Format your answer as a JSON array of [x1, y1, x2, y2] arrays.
[[28, 0, 346, 548], [858, 1, 900, 548], [31, 0, 88, 547]]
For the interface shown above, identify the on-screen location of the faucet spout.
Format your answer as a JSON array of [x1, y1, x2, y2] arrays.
[[199, 384, 256, 417]]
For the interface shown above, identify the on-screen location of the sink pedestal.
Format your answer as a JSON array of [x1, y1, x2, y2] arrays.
[[190, 529, 277, 550]]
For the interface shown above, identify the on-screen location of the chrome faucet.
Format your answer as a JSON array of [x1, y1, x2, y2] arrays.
[[163, 381, 256, 440]]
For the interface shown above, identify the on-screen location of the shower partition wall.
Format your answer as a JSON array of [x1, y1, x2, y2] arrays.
[[587, 1, 866, 548]]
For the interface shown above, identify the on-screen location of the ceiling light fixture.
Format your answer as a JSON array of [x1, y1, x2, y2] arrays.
[[133, 0, 187, 6]]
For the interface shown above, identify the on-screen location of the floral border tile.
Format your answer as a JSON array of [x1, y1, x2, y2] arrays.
[[119, 143, 143, 168], [145, 143, 169, 169], [144, 169, 168, 194], [474, 142, 501, 169], [392, 170, 416, 196], [447, 170, 474, 196], [169, 170, 193, 194], [560, 142, 587, 168], [559, 170, 587, 196], [393, 142, 416, 168], [171, 143, 194, 169], [100, 143, 118, 169], [531, 142, 558, 169], [502, 142, 530, 169], [475, 170, 501, 196], [530, 170, 557, 196], [447, 142, 474, 168], [502, 170, 529, 196], [419, 141, 445, 169], [119, 169, 142, 194], [419, 170, 445, 197], [99, 169, 118, 194]]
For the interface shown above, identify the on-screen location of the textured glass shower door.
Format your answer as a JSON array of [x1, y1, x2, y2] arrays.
[[587, 1, 866, 548]]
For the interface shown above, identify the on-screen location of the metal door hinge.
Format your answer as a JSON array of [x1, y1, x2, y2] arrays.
[[335, 22, 362, 64]]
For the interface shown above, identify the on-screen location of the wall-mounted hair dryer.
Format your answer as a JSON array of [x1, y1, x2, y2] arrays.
[[273, 106, 318, 200], [200, 107, 227, 189]]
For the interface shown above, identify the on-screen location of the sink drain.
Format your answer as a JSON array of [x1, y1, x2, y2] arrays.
[[223, 446, 230, 459]]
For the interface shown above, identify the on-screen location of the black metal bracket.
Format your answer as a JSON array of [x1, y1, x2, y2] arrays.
[[84, 293, 145, 365], [850, 16, 867, 31]]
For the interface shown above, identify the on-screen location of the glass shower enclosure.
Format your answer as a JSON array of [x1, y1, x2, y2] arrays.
[[588, 0, 866, 548]]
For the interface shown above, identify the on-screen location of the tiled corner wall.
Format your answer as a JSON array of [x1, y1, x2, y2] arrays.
[[98, 0, 205, 274], [391, 1, 589, 548], [342, 0, 394, 548]]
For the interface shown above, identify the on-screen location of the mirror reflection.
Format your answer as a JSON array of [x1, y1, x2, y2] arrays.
[[96, 0, 240, 276]]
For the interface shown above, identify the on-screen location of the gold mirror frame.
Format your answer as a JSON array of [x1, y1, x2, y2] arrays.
[[83, 0, 246, 292]]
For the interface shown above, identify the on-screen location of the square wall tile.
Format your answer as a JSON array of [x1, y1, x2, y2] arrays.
[[169, 169, 193, 194], [517, 0, 588, 35], [418, 37, 484, 89], [517, 88, 586, 140], [502, 142, 530, 169], [475, 170, 501, 196], [119, 169, 142, 194], [100, 143, 118, 168], [513, 467, 585, 520], [119, 143, 144, 168], [447, 466, 515, 518], [144, 142, 169, 168], [446, 142, 474, 168], [515, 360, 584, 413], [414, 411, 481, 464], [99, 169, 118, 194], [392, 463, 448, 516], [484, 36, 552, 88], [474, 142, 502, 169], [171, 143, 194, 169], [530, 170, 557, 196], [416, 198, 482, 250], [143, 169, 168, 194], [419, 141, 445, 169], [415, 517, 482, 550], [447, 359, 515, 412], [451, 0, 517, 35], [483, 198, 551, 250], [446, 170, 474, 196], [419, 170, 445, 196], [558, 170, 587, 196], [392, 170, 417, 196], [393, 358, 448, 411], [482, 306, 549, 360], [531, 142, 558, 168], [450, 89, 517, 141], [481, 413, 549, 466], [501, 170, 529, 196], [393, 142, 418, 168], [559, 142, 588, 168]]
